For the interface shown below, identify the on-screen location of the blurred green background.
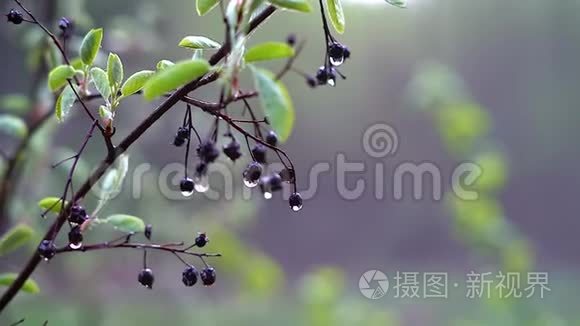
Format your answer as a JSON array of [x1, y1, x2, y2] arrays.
[[1, 0, 579, 325]]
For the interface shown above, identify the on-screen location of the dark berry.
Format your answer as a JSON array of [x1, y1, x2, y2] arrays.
[[306, 76, 317, 88], [286, 34, 296, 46], [223, 139, 242, 161], [289, 192, 303, 212], [180, 177, 194, 193], [177, 127, 190, 139], [69, 205, 87, 225], [173, 135, 185, 147], [280, 168, 295, 183], [195, 232, 209, 248], [200, 267, 216, 286], [182, 266, 199, 287], [343, 46, 351, 59], [198, 141, 220, 163], [251, 144, 267, 164], [6, 9, 23, 25], [68, 226, 83, 247], [268, 173, 283, 192], [328, 42, 346, 63], [145, 224, 153, 240], [316, 66, 329, 85], [265, 131, 278, 147], [38, 240, 56, 260], [243, 162, 263, 187], [138, 268, 154, 289], [58, 17, 71, 31]]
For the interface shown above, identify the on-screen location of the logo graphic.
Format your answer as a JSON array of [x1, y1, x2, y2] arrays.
[[359, 269, 389, 299]]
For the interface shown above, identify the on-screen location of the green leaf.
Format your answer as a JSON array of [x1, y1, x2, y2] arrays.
[[178, 36, 221, 50], [99, 105, 113, 121], [196, 0, 220, 15], [326, 0, 345, 34], [251, 67, 295, 142], [0, 94, 30, 114], [156, 60, 175, 71], [268, 0, 312, 12], [385, 0, 407, 8], [143, 60, 210, 101], [90, 67, 111, 100], [105, 214, 146, 233], [245, 42, 295, 63], [80, 28, 103, 66], [121, 70, 155, 97], [0, 115, 27, 138], [94, 154, 129, 215], [48, 65, 76, 91], [55, 85, 77, 122], [38, 197, 68, 214], [0, 273, 40, 294], [107, 53, 124, 88], [0, 224, 35, 256]]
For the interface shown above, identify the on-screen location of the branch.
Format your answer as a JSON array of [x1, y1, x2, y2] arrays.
[[0, 5, 277, 313]]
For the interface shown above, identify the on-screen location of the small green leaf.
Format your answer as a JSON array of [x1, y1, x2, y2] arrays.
[[143, 60, 210, 101], [0, 115, 27, 138], [251, 66, 295, 142], [386, 0, 407, 8], [93, 154, 129, 216], [121, 70, 155, 97], [105, 214, 146, 233], [55, 85, 77, 122], [0, 224, 35, 256], [178, 36, 221, 50], [38, 197, 68, 214], [80, 28, 103, 66], [156, 60, 174, 71], [245, 42, 295, 63], [107, 53, 124, 88], [0, 273, 40, 294], [0, 94, 30, 114], [48, 65, 76, 91], [99, 105, 113, 120], [268, 0, 312, 12], [70, 57, 84, 70], [326, 0, 345, 34], [196, 0, 220, 15], [90, 67, 111, 100]]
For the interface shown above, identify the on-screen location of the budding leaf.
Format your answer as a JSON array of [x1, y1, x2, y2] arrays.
[[0, 273, 40, 294], [0, 115, 27, 139], [156, 60, 175, 71], [251, 66, 295, 143], [107, 53, 124, 88], [269, 0, 312, 12], [326, 0, 345, 34], [80, 28, 103, 66], [90, 67, 112, 100], [385, 0, 407, 8], [196, 0, 220, 16], [178, 36, 221, 50], [245, 42, 295, 63], [38, 197, 68, 214], [0, 224, 35, 257], [105, 214, 146, 233], [55, 85, 77, 122], [121, 70, 155, 97], [142, 60, 210, 100], [48, 65, 76, 91]]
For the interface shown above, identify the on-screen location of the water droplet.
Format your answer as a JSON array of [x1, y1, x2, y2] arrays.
[[330, 56, 344, 67], [194, 175, 209, 193], [243, 178, 259, 188], [43, 258, 49, 262], [69, 242, 82, 250], [327, 78, 336, 87], [264, 192, 272, 200], [181, 190, 194, 197], [292, 204, 303, 212]]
